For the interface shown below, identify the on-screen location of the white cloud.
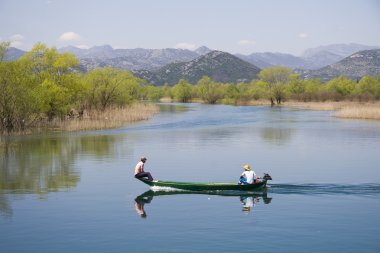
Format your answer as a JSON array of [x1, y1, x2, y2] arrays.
[[9, 34, 24, 41], [175, 42, 196, 50], [58, 32, 81, 42], [298, 33, 308, 39], [10, 40, 24, 48], [8, 34, 25, 48], [238, 39, 256, 46]]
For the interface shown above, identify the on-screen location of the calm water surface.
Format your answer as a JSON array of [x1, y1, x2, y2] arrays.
[[1, 103, 380, 253]]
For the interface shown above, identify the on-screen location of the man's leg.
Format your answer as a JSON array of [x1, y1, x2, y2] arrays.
[[135, 172, 153, 181], [239, 177, 247, 185]]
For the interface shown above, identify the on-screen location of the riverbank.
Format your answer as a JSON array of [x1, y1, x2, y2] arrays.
[[162, 97, 380, 121], [233, 100, 380, 121], [2, 103, 159, 135], [283, 101, 380, 120], [45, 103, 159, 132]]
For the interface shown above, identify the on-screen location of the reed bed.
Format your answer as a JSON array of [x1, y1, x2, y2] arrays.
[[334, 104, 380, 120], [284, 101, 350, 111], [51, 103, 159, 132], [284, 101, 380, 120]]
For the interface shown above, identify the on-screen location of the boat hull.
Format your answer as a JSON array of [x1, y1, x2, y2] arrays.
[[137, 178, 268, 191]]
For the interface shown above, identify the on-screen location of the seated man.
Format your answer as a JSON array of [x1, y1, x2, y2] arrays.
[[239, 164, 259, 184], [134, 156, 153, 181]]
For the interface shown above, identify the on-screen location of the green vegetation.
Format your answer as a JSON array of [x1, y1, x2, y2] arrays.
[[165, 66, 380, 105], [2, 42, 380, 134], [0, 43, 155, 134]]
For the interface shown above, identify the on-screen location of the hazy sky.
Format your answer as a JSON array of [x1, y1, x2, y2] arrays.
[[1, 0, 379, 55]]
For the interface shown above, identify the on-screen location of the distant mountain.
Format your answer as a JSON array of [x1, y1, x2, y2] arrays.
[[300, 50, 342, 69], [301, 43, 379, 58], [235, 44, 380, 70], [301, 49, 380, 81], [300, 43, 380, 69], [58, 45, 116, 58], [59, 45, 206, 71], [134, 50, 261, 85], [4, 47, 26, 61], [194, 46, 213, 55], [236, 52, 307, 69], [5, 43, 380, 78]]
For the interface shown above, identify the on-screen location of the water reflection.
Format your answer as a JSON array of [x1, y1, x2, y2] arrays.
[[260, 127, 293, 145], [240, 195, 272, 214], [134, 190, 272, 218], [157, 103, 189, 113], [269, 183, 380, 195], [134, 194, 153, 219], [0, 134, 122, 218]]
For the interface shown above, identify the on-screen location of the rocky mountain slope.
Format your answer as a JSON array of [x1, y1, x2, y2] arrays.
[[4, 43, 379, 83], [301, 49, 380, 81], [236, 52, 307, 69], [133, 51, 261, 85], [301, 43, 379, 69], [59, 45, 206, 71], [4, 47, 26, 61], [236, 43, 379, 70]]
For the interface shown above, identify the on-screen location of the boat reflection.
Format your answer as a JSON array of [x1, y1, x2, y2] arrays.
[[134, 190, 272, 218]]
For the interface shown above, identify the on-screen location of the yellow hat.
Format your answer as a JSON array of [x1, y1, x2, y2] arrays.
[[243, 164, 251, 171]]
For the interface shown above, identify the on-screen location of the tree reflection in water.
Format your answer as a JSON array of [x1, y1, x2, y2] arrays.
[[0, 134, 119, 218], [260, 127, 293, 145], [134, 190, 272, 218]]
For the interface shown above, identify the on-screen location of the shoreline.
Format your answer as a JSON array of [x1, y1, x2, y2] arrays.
[[282, 101, 380, 121], [1, 103, 159, 136], [3, 100, 379, 136], [161, 98, 380, 121]]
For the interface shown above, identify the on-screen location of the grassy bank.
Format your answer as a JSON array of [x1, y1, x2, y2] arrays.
[[161, 97, 380, 121], [284, 101, 380, 120], [2, 103, 159, 135], [49, 103, 159, 132]]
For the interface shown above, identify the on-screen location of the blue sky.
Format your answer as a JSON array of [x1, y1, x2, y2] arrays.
[[1, 0, 379, 55]]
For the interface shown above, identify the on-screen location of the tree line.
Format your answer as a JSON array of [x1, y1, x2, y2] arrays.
[[1, 42, 380, 133], [167, 66, 380, 105], [0, 42, 161, 133]]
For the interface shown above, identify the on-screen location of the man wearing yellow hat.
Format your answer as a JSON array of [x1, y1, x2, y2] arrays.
[[239, 164, 259, 185]]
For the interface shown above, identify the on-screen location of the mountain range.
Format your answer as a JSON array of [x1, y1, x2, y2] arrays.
[[301, 49, 380, 82], [4, 43, 380, 84], [133, 51, 261, 85]]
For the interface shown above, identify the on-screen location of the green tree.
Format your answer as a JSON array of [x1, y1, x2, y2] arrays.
[[354, 76, 380, 100], [0, 61, 40, 132], [325, 76, 356, 100], [20, 43, 81, 120], [0, 41, 11, 61], [258, 66, 293, 105], [171, 79, 193, 102], [222, 83, 240, 104], [248, 80, 270, 101], [196, 76, 223, 104], [161, 83, 172, 99], [236, 82, 251, 103], [84, 68, 143, 110], [145, 84, 163, 101]]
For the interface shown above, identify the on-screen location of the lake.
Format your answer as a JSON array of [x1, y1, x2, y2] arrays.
[[1, 103, 380, 253]]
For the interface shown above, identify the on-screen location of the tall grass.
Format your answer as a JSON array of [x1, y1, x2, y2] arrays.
[[284, 101, 380, 120], [334, 104, 380, 120], [284, 101, 351, 111], [46, 103, 159, 132]]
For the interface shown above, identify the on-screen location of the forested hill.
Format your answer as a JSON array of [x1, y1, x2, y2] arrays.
[[133, 51, 261, 85]]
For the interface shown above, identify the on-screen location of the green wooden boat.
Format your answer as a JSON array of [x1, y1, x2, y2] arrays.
[[137, 174, 272, 191]]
